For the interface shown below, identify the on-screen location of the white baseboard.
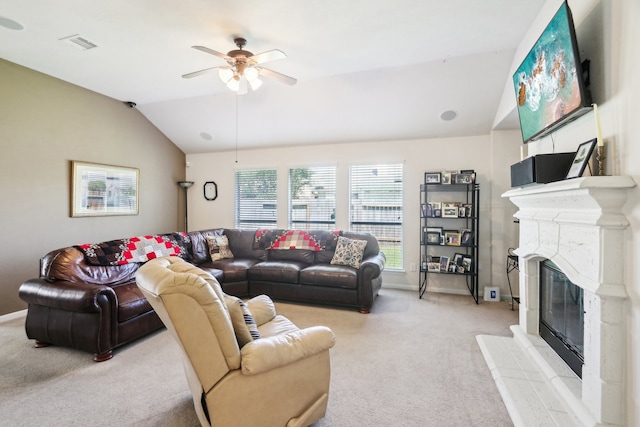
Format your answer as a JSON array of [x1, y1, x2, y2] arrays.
[[382, 283, 417, 292], [0, 309, 27, 324]]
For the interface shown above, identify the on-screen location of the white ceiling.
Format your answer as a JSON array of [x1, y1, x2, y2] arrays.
[[0, 0, 545, 154]]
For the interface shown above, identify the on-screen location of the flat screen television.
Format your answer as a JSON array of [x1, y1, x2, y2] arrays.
[[513, 1, 591, 143]]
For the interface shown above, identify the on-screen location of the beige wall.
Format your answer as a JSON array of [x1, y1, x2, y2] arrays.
[[0, 60, 186, 315]]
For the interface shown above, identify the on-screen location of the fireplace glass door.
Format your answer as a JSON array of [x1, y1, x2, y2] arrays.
[[539, 260, 584, 377]]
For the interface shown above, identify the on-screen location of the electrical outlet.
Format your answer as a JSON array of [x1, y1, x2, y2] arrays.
[[409, 262, 416, 272]]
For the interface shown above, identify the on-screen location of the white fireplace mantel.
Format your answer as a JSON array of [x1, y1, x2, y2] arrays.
[[482, 176, 636, 426], [503, 176, 635, 298]]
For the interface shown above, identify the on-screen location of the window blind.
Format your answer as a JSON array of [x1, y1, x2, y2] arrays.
[[235, 169, 277, 228], [289, 166, 336, 230], [350, 164, 403, 269]]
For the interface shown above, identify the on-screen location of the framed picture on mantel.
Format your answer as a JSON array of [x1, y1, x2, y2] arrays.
[[566, 138, 597, 179]]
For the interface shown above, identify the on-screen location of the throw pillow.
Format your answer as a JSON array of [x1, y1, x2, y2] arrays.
[[224, 296, 261, 348], [330, 236, 368, 269], [206, 235, 234, 261]]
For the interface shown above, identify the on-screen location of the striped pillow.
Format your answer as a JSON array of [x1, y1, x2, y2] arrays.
[[225, 296, 261, 347]]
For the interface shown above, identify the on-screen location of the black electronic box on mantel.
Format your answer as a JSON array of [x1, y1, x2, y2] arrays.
[[510, 152, 575, 187]]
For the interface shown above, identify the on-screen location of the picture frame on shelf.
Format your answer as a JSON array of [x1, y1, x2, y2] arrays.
[[453, 253, 464, 266], [432, 203, 441, 217], [458, 206, 466, 217], [426, 231, 442, 244], [462, 256, 473, 272], [445, 231, 462, 246], [439, 256, 450, 272], [566, 138, 597, 179], [454, 172, 474, 185], [463, 204, 473, 217], [424, 172, 442, 184], [441, 172, 452, 184], [461, 230, 474, 246], [448, 264, 458, 273], [442, 203, 459, 218], [427, 262, 441, 272]]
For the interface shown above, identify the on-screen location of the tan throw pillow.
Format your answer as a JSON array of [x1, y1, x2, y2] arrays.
[[330, 236, 368, 269], [206, 235, 234, 261], [224, 295, 261, 348]]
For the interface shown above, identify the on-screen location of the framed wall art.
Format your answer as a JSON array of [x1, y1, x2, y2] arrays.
[[71, 161, 139, 217]]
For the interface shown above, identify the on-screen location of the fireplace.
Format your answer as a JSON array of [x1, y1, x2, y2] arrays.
[[481, 176, 634, 426], [539, 259, 584, 378]]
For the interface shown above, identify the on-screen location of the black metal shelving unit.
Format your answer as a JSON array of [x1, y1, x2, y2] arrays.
[[419, 182, 479, 303]]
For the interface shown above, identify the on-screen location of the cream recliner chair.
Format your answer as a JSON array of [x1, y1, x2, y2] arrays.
[[135, 257, 336, 427]]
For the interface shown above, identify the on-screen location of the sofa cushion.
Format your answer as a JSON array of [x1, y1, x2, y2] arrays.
[[268, 249, 315, 264], [225, 296, 261, 348], [330, 236, 368, 269], [248, 261, 307, 284], [209, 258, 261, 283], [192, 264, 224, 283], [299, 264, 358, 289], [115, 282, 153, 322], [207, 235, 234, 261], [224, 229, 268, 260]]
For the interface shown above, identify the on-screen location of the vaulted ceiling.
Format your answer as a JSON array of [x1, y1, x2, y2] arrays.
[[0, 0, 546, 153]]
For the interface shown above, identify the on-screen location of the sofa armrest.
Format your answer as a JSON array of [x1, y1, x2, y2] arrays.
[[19, 278, 117, 313], [240, 326, 336, 375], [360, 252, 386, 279]]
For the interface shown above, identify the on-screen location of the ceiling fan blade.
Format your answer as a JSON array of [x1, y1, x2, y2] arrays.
[[259, 67, 297, 86], [249, 49, 287, 64], [191, 45, 231, 61], [181, 67, 221, 79]]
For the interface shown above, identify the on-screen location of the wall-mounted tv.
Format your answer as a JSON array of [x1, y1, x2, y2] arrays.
[[513, 1, 591, 143]]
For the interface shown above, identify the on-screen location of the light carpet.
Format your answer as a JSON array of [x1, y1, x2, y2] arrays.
[[0, 289, 517, 426]]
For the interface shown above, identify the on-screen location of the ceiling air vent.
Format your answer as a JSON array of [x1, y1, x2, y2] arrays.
[[59, 34, 98, 50]]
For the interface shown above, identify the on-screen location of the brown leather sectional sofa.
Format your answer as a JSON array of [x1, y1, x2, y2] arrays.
[[18, 228, 385, 361]]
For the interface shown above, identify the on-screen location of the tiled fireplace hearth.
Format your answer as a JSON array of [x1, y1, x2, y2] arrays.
[[478, 176, 635, 426]]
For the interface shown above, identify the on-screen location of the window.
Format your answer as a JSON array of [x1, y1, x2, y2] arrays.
[[289, 166, 336, 230], [350, 164, 403, 269], [235, 169, 277, 228]]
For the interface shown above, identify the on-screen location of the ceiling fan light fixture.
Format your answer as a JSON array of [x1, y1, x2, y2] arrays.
[[227, 78, 240, 92], [249, 78, 263, 91], [219, 68, 234, 83], [244, 67, 259, 82], [186, 38, 296, 92]]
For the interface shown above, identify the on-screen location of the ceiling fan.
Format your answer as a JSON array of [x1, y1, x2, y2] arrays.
[[182, 37, 297, 93]]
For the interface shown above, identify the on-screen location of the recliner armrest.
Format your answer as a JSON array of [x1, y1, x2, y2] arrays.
[[19, 278, 116, 313], [240, 326, 336, 375]]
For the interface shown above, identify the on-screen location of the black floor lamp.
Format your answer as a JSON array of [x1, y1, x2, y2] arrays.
[[177, 181, 194, 232]]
